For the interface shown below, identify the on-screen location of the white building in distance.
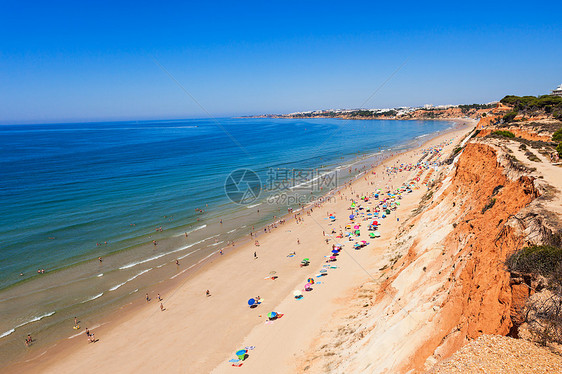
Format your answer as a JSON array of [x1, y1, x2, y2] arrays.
[[552, 83, 562, 97]]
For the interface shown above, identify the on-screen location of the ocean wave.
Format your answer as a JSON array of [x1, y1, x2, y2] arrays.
[[173, 224, 207, 237], [14, 311, 56, 330], [210, 241, 224, 246], [246, 203, 261, 208], [169, 263, 197, 279], [119, 239, 209, 270], [81, 292, 103, 303], [109, 268, 153, 291], [227, 229, 236, 233], [119, 253, 168, 270], [177, 246, 204, 260], [0, 328, 15, 339], [97, 273, 103, 277]]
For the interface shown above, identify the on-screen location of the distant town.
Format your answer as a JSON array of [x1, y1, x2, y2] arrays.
[[246, 83, 562, 121]]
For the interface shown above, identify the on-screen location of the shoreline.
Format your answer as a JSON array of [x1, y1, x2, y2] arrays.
[[3, 119, 475, 373]]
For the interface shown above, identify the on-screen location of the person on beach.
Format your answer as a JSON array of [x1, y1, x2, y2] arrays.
[[98, 257, 102, 262], [146, 293, 150, 302], [160, 303, 164, 311], [157, 294, 162, 301], [254, 251, 257, 259], [206, 290, 211, 297], [297, 238, 300, 245], [176, 259, 179, 266]]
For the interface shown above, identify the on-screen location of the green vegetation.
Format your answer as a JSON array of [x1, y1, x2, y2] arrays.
[[500, 95, 562, 120], [507, 241, 562, 346], [503, 111, 518, 122], [552, 127, 562, 142], [492, 130, 515, 138], [458, 103, 494, 114], [557, 142, 562, 157], [507, 245, 562, 277]]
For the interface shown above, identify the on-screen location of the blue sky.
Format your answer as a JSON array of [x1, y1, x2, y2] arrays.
[[1, 0, 561, 123]]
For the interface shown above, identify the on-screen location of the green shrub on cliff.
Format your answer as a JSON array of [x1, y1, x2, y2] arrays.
[[507, 245, 562, 277], [557, 142, 562, 157], [553, 128, 562, 142], [503, 111, 518, 122], [492, 130, 515, 138]]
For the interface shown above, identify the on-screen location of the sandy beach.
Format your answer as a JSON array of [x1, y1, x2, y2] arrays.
[[6, 121, 474, 374]]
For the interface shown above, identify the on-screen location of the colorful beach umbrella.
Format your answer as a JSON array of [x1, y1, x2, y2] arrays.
[[268, 312, 278, 319], [236, 349, 247, 360]]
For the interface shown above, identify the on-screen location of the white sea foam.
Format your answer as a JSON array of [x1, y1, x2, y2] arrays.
[[109, 281, 126, 292], [81, 292, 103, 303], [227, 229, 236, 233], [15, 311, 55, 329], [0, 328, 15, 339], [169, 263, 197, 279], [109, 268, 153, 291], [210, 241, 224, 246], [246, 203, 261, 208], [68, 330, 84, 339], [173, 224, 206, 237], [119, 239, 206, 270], [97, 273, 103, 277]]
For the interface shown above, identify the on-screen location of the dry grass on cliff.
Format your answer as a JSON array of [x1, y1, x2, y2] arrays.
[[430, 335, 562, 374]]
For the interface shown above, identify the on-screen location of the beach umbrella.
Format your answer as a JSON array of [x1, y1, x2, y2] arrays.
[[319, 269, 328, 274], [349, 214, 355, 219], [269, 271, 277, 275], [374, 231, 381, 237], [236, 349, 247, 360], [301, 258, 310, 263], [329, 256, 336, 260], [268, 312, 278, 319], [331, 249, 339, 254], [305, 283, 312, 290], [248, 298, 256, 306], [293, 290, 303, 298]]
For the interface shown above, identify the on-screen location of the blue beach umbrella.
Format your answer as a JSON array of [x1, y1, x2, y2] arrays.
[[236, 349, 247, 360], [349, 214, 355, 219], [331, 249, 339, 254], [248, 298, 256, 306]]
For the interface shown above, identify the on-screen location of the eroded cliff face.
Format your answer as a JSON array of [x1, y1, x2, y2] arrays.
[[384, 142, 539, 372], [303, 139, 552, 373]]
